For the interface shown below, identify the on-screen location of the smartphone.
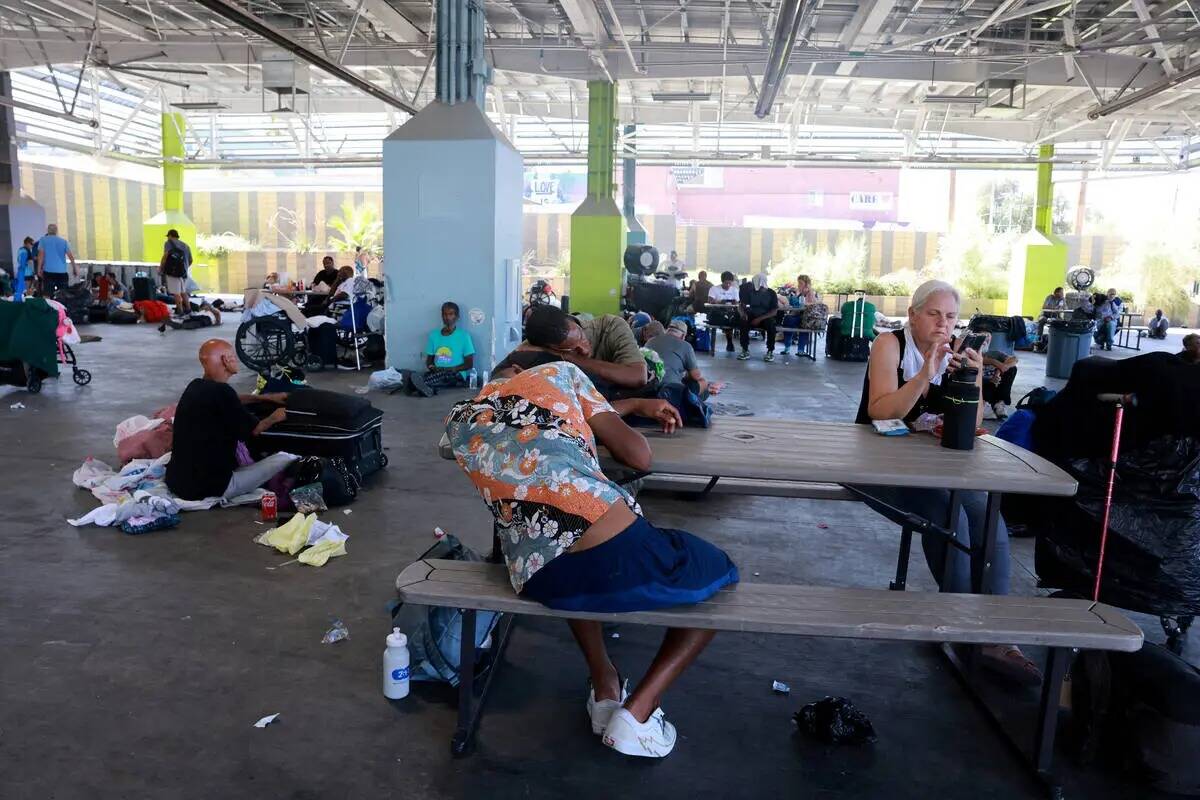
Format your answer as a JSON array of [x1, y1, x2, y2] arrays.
[[960, 333, 988, 353]]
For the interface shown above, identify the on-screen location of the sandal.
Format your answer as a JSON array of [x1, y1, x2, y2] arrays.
[[979, 645, 1043, 687]]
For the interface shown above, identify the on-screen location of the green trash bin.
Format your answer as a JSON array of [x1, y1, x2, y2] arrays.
[[1046, 319, 1094, 379]]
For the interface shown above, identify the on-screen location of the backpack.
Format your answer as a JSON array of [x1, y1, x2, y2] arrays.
[[1071, 643, 1200, 795], [391, 532, 503, 687], [163, 242, 188, 278], [799, 302, 829, 331]]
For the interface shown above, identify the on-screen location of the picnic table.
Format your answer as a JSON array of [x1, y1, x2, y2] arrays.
[[429, 419, 1125, 794], [1115, 310, 1146, 350]]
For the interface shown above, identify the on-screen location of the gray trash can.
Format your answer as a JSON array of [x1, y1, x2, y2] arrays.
[[1046, 319, 1094, 379]]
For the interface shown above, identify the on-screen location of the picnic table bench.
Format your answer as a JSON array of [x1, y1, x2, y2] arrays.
[[397, 558, 1142, 797]]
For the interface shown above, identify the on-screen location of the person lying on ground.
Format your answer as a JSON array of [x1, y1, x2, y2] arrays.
[[523, 304, 649, 397], [446, 349, 730, 759], [405, 301, 475, 397], [158, 300, 223, 332], [853, 278, 1042, 686], [165, 339, 294, 501]]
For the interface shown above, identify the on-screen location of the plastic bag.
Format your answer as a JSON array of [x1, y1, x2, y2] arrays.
[[368, 367, 406, 392], [322, 619, 350, 644], [794, 696, 877, 744], [290, 482, 328, 514]]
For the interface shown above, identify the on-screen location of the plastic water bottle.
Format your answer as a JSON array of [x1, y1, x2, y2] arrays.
[[383, 627, 410, 699], [467, 368, 479, 390]]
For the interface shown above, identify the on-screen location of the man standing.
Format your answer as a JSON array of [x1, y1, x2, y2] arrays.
[[160, 229, 193, 317], [12, 236, 35, 301], [36, 223, 76, 296], [165, 339, 294, 501], [738, 272, 779, 362]]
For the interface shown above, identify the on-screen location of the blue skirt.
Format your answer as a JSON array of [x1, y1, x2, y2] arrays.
[[521, 515, 739, 613]]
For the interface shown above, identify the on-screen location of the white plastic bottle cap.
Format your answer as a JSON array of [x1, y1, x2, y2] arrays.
[[387, 628, 407, 648]]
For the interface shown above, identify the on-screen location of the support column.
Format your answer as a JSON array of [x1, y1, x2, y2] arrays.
[[622, 123, 646, 245], [0, 71, 46, 277], [382, 0, 522, 373], [569, 81, 625, 316], [143, 112, 199, 279], [1008, 144, 1068, 316]]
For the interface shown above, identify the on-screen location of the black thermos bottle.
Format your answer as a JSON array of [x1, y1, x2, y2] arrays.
[[941, 368, 979, 451]]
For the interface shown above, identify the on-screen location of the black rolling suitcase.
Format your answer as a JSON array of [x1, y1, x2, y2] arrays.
[[256, 389, 387, 479], [825, 316, 842, 358]]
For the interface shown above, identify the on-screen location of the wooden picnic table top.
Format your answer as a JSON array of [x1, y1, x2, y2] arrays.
[[627, 418, 1077, 497]]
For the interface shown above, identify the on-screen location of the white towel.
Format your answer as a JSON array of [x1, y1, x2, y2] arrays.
[[901, 326, 952, 386]]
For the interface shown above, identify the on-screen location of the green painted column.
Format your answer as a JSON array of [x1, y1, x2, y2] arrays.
[[143, 112, 199, 278], [1034, 143, 1054, 236], [1008, 144, 1068, 316], [570, 81, 625, 316]]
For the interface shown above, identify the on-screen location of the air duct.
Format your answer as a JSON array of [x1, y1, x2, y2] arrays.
[[754, 0, 810, 118], [189, 0, 416, 114]]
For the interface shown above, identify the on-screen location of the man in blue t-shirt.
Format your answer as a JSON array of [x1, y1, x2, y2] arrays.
[[36, 223, 77, 296], [405, 301, 476, 397]]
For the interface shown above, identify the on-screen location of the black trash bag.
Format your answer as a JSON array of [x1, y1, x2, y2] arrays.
[[794, 697, 877, 745], [1034, 435, 1200, 616]]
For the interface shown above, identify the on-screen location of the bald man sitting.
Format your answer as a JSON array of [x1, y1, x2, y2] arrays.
[[165, 339, 296, 501]]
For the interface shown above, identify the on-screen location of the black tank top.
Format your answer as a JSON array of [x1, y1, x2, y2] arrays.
[[854, 330, 946, 424]]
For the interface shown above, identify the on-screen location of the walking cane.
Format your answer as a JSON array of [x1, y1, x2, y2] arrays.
[[1092, 393, 1137, 602]]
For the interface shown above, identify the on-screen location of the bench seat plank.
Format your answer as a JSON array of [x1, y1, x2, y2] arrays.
[[397, 560, 1143, 652]]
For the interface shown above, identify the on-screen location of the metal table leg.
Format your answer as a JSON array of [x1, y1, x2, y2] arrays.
[[890, 526, 912, 591], [976, 492, 1002, 594], [941, 490, 962, 592], [943, 644, 1074, 799], [450, 609, 518, 757]]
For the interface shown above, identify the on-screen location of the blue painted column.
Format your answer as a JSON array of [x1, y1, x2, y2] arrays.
[[382, 0, 524, 372]]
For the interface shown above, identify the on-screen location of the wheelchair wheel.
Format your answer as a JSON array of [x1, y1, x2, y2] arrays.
[[72, 368, 92, 386], [236, 317, 295, 373]]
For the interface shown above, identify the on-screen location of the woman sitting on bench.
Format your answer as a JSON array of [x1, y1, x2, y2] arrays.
[[854, 279, 1042, 686], [446, 350, 739, 759]]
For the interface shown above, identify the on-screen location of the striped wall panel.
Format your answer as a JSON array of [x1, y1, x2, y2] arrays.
[[15, 165, 1134, 294]]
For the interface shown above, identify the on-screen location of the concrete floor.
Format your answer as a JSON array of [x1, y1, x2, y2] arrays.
[[1, 320, 1193, 800]]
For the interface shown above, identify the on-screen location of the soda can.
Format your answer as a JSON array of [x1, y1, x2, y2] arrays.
[[261, 491, 278, 522]]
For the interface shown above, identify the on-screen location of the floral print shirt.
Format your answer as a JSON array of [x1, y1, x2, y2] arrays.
[[445, 362, 639, 592]]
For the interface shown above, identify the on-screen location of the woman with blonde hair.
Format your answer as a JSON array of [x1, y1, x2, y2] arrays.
[[854, 279, 1041, 686]]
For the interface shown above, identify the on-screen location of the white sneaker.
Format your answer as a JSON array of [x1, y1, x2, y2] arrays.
[[602, 707, 677, 757], [982, 403, 997, 420], [993, 402, 1010, 419], [587, 678, 629, 735]]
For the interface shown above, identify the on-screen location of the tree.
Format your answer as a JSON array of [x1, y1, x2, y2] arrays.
[[976, 179, 1071, 235], [326, 201, 382, 256]]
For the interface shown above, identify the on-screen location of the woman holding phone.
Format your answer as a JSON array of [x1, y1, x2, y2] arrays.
[[853, 279, 1041, 686]]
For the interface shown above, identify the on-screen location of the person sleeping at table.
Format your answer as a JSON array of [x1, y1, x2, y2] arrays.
[[446, 349, 736, 760], [853, 278, 1042, 687]]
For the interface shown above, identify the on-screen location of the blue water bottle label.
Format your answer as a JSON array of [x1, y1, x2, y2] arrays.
[[391, 666, 409, 682]]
